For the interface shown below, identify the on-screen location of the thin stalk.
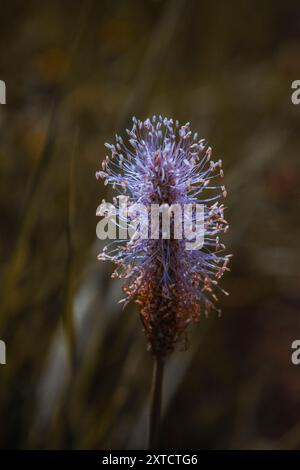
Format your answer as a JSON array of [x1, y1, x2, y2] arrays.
[[148, 355, 164, 449]]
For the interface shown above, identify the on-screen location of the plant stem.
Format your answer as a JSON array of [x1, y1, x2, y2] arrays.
[[148, 355, 164, 449]]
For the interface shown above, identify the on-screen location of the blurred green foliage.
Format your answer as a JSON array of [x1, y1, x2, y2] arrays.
[[0, 0, 300, 449]]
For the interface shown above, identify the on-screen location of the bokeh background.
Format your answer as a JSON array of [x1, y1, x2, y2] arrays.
[[0, 0, 300, 450]]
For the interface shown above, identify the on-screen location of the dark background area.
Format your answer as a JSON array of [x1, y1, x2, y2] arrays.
[[0, 0, 300, 449]]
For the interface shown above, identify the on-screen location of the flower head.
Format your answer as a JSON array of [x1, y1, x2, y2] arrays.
[[96, 116, 231, 357]]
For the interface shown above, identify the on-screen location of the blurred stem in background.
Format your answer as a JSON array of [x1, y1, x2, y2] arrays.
[[63, 128, 79, 373]]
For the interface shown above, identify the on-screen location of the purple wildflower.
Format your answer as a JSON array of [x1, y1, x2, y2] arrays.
[[96, 116, 231, 357]]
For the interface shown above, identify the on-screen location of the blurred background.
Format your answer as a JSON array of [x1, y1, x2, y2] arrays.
[[0, 0, 300, 450]]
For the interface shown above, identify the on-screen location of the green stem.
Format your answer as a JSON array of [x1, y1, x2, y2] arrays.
[[148, 355, 164, 449]]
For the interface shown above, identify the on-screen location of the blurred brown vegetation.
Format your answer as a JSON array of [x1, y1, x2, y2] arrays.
[[0, 0, 300, 449]]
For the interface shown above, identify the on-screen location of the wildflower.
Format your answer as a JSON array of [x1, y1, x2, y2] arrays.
[[96, 116, 230, 357]]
